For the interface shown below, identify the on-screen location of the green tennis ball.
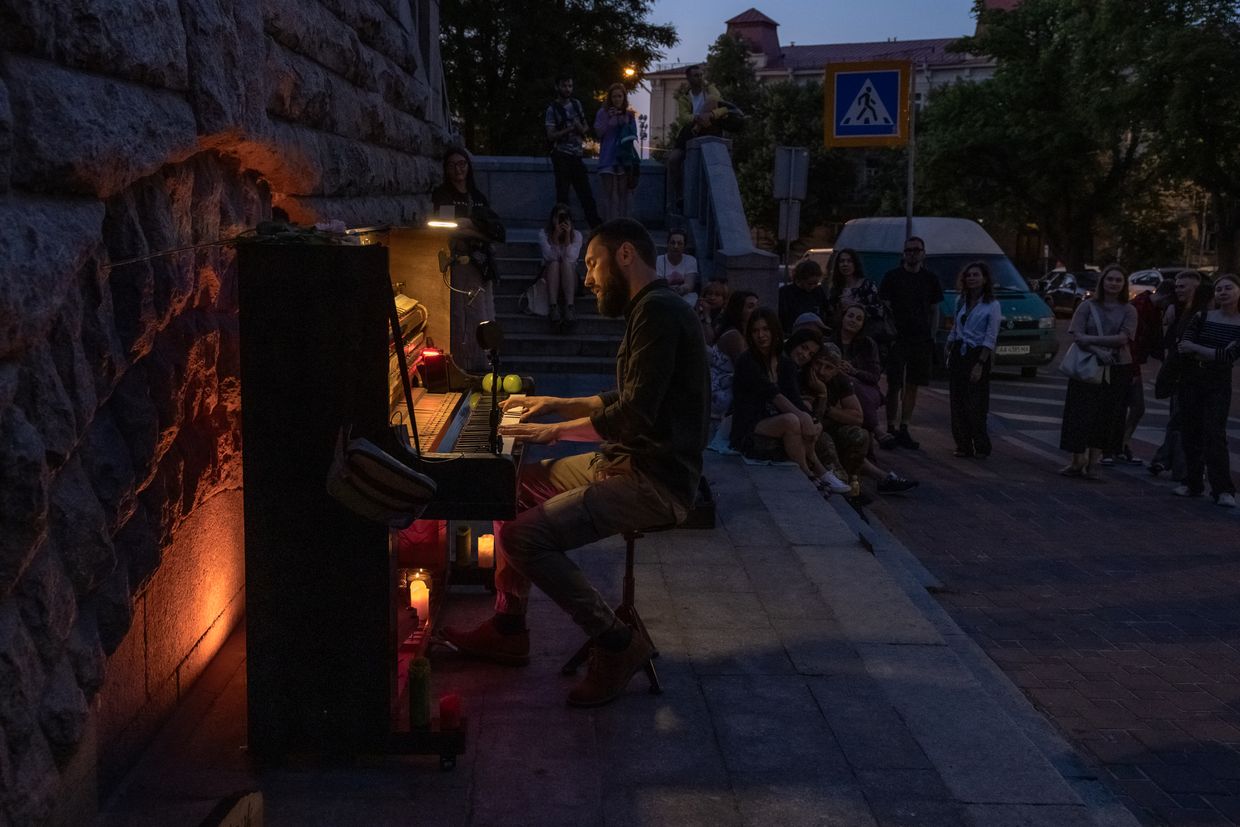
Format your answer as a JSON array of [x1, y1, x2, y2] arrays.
[[503, 374, 523, 394]]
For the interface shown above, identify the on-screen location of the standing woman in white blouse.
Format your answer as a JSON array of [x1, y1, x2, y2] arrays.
[[945, 262, 1002, 457]]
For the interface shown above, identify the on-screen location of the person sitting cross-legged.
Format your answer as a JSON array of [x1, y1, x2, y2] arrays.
[[802, 344, 917, 501]]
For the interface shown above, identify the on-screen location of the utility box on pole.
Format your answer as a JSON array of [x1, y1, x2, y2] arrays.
[[773, 146, 809, 202], [774, 146, 809, 269]]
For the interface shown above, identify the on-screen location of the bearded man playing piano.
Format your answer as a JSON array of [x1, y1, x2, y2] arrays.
[[442, 218, 710, 707]]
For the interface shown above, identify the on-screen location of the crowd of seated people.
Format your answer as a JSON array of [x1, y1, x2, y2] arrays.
[[703, 253, 918, 504]]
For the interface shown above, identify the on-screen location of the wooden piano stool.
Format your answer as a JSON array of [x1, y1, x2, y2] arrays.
[[559, 478, 715, 694], [560, 524, 676, 694]]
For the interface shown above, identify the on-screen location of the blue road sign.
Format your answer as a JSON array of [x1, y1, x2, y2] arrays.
[[824, 61, 911, 148]]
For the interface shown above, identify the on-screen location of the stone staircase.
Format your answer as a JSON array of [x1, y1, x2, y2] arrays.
[[493, 228, 666, 375]]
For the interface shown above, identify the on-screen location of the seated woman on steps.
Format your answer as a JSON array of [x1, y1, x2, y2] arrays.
[[729, 307, 840, 492], [537, 202, 582, 332]]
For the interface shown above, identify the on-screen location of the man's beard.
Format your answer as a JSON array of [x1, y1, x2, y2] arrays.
[[596, 256, 629, 318]]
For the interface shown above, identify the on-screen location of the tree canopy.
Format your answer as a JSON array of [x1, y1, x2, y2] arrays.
[[704, 34, 855, 247], [905, 0, 1240, 270], [440, 0, 677, 155]]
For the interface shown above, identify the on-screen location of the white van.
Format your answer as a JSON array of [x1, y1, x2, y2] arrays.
[[833, 217, 1058, 377]]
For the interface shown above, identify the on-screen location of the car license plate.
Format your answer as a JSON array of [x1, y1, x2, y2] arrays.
[[996, 345, 1031, 355]]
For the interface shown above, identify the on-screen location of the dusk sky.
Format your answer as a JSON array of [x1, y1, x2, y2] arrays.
[[631, 2, 981, 125], [649, 1, 981, 67]]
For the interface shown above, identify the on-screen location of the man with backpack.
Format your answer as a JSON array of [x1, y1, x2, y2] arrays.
[[545, 72, 602, 229]]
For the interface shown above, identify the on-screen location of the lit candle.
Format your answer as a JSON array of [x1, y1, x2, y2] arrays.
[[409, 580, 430, 627], [477, 534, 494, 568]]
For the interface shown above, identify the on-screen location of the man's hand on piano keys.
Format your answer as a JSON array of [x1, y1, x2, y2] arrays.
[[500, 395, 556, 422], [498, 421, 560, 445]]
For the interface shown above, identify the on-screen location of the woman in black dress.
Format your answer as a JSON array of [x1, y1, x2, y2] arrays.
[[1173, 272, 1240, 507], [730, 308, 836, 488]]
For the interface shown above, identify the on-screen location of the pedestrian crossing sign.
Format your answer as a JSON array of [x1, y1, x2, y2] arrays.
[[824, 61, 911, 148]]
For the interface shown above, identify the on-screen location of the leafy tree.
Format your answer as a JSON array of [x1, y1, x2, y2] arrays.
[[1132, 1, 1240, 270], [703, 35, 855, 246], [441, 0, 677, 155], [908, 0, 1158, 268]]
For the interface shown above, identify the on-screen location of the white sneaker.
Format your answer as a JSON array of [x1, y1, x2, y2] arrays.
[[818, 471, 852, 495], [1217, 493, 1237, 508], [1173, 484, 1201, 498]]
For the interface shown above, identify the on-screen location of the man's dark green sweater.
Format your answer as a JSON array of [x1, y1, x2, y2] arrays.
[[589, 280, 710, 507]]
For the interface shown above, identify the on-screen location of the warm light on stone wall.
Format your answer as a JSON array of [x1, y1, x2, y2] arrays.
[[0, 2, 453, 823]]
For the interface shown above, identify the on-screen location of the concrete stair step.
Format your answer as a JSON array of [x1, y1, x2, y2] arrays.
[[503, 332, 620, 359], [495, 311, 623, 336], [504, 353, 617, 375], [494, 293, 597, 313]]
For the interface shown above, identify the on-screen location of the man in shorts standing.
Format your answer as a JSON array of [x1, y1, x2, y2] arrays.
[[879, 236, 943, 448]]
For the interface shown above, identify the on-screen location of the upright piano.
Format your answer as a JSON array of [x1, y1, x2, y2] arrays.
[[238, 228, 520, 758]]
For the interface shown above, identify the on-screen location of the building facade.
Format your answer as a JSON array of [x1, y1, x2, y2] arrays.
[[645, 7, 998, 149]]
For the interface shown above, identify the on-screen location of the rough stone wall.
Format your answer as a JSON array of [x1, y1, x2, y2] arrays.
[[0, 2, 452, 823]]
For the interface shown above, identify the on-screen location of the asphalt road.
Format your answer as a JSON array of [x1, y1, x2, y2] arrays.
[[867, 320, 1240, 826]]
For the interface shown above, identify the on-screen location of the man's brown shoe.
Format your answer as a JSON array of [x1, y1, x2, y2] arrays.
[[566, 633, 654, 707], [440, 619, 530, 666]]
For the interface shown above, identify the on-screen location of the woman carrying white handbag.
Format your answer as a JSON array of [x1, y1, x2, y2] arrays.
[[1057, 266, 1138, 479]]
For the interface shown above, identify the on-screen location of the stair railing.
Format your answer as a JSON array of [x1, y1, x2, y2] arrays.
[[681, 137, 779, 307]]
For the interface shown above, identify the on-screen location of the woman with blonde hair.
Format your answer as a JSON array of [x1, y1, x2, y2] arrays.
[[1058, 265, 1137, 479], [594, 82, 638, 221]]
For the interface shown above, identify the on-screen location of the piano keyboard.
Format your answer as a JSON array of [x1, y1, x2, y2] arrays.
[[452, 393, 524, 454]]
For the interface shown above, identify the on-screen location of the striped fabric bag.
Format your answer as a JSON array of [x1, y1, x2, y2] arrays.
[[326, 428, 437, 528]]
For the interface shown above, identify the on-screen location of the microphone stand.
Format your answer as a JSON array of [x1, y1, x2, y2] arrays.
[[475, 320, 505, 455], [486, 347, 501, 454]]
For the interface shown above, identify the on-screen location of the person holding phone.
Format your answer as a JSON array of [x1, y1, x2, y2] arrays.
[[537, 203, 583, 331]]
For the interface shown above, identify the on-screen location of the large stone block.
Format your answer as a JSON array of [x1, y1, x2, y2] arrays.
[[180, 0, 268, 137], [262, 0, 370, 89], [0, 194, 104, 361], [38, 654, 89, 757], [16, 548, 76, 667], [0, 602, 45, 754], [48, 286, 103, 447], [86, 559, 131, 656], [0, 0, 189, 89], [318, 0, 417, 72], [261, 0, 430, 119], [0, 76, 11, 192], [2, 726, 56, 826], [265, 121, 434, 197], [278, 193, 429, 226], [48, 455, 115, 598], [14, 342, 77, 468], [109, 366, 160, 492], [79, 408, 138, 532], [0, 407, 50, 599], [267, 42, 433, 155], [115, 503, 159, 593], [5, 54, 197, 198], [144, 491, 243, 692], [66, 610, 105, 695]]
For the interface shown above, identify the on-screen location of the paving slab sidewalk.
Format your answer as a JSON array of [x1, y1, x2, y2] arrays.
[[100, 454, 1135, 826]]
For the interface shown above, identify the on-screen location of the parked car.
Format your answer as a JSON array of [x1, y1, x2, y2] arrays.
[[1129, 267, 1183, 295], [832, 217, 1058, 377], [1040, 270, 1100, 316]]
